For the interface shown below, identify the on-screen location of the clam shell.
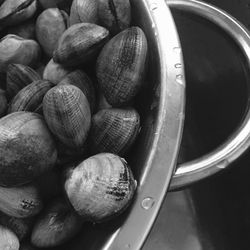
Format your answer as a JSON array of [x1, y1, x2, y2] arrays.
[[43, 59, 70, 84], [69, 0, 98, 26], [8, 19, 36, 40], [53, 23, 109, 67], [8, 80, 53, 114], [0, 0, 37, 30], [0, 212, 33, 241], [0, 89, 7, 117], [64, 153, 136, 222], [0, 185, 43, 218], [0, 35, 41, 73], [43, 84, 91, 149], [96, 26, 147, 106], [6, 64, 41, 100], [0, 225, 20, 250], [90, 108, 140, 156], [98, 0, 131, 35], [36, 8, 68, 57], [59, 70, 96, 113], [31, 199, 82, 247], [0, 112, 57, 187]]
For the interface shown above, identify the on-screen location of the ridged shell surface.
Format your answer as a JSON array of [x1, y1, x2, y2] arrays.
[[69, 0, 98, 26], [36, 8, 68, 57], [53, 23, 109, 67], [43, 84, 91, 149], [0, 225, 20, 250], [59, 69, 95, 113], [0, 35, 41, 73], [6, 64, 41, 99], [64, 153, 137, 222], [90, 108, 140, 156], [8, 80, 53, 113], [0, 0, 37, 29], [0, 185, 43, 218], [31, 199, 82, 247], [0, 112, 57, 186], [96, 26, 147, 106]]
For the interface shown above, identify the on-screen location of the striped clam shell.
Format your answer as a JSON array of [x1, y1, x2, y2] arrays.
[[53, 23, 109, 67], [8, 80, 53, 114], [64, 153, 137, 222], [6, 64, 41, 100], [0, 185, 43, 218], [96, 26, 147, 107], [43, 84, 91, 149], [90, 108, 140, 156], [59, 69, 96, 113], [31, 199, 82, 247], [0, 225, 20, 250]]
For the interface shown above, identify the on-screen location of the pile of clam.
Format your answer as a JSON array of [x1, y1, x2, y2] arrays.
[[0, 0, 148, 249]]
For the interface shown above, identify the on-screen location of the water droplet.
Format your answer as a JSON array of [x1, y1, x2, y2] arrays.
[[150, 2, 158, 11], [176, 74, 184, 85], [175, 63, 182, 68], [141, 197, 155, 210], [173, 47, 182, 54], [217, 160, 229, 169]]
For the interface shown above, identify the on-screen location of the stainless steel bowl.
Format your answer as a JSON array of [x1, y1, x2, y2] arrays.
[[167, 0, 250, 190], [49, 0, 185, 249]]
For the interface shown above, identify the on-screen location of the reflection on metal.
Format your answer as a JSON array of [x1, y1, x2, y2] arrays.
[[168, 0, 250, 190]]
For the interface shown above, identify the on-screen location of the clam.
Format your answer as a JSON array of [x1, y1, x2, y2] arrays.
[[43, 59, 70, 84], [0, 89, 7, 117], [90, 108, 140, 156], [0, 35, 41, 73], [64, 153, 137, 222], [0, 185, 43, 218], [0, 212, 33, 241], [96, 26, 148, 106], [59, 70, 96, 113], [98, 0, 131, 35], [53, 23, 109, 67], [36, 8, 68, 57], [6, 64, 41, 100], [43, 84, 91, 150], [0, 225, 20, 250], [0, 112, 57, 186], [0, 0, 37, 30], [8, 80, 53, 114], [31, 199, 82, 247], [69, 0, 98, 26], [8, 19, 36, 40]]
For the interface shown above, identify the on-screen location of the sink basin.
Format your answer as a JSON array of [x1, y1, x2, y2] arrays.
[[143, 0, 250, 249]]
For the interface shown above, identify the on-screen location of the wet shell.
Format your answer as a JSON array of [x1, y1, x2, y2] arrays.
[[0, 112, 57, 186], [0, 185, 43, 218], [53, 23, 109, 67], [43, 84, 91, 149], [59, 70, 96, 113], [8, 80, 53, 113], [0, 225, 20, 250], [90, 108, 140, 156], [43, 59, 70, 84], [31, 199, 82, 247], [64, 153, 137, 222], [69, 0, 98, 26], [96, 26, 147, 106], [0, 89, 7, 117], [6, 64, 41, 100], [8, 19, 36, 40], [36, 8, 68, 57], [0, 212, 33, 241], [98, 0, 131, 35], [0, 35, 41, 73], [0, 0, 37, 30]]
